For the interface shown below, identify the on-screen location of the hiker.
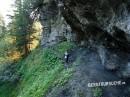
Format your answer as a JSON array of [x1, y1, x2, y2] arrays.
[[64, 51, 69, 68], [64, 51, 69, 63]]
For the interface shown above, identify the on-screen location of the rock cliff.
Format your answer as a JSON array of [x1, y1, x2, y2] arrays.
[[32, 0, 130, 51], [29, 0, 130, 97]]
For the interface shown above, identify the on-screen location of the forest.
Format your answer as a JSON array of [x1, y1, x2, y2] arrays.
[[0, 0, 130, 97]]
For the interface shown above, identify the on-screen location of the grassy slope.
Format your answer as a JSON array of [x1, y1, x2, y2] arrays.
[[0, 42, 74, 97]]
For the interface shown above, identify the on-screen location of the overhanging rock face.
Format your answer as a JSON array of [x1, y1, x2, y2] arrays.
[[62, 0, 130, 44], [33, 0, 130, 49]]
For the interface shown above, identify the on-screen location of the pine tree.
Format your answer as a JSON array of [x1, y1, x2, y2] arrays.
[[12, 0, 30, 56], [8, 0, 43, 56]]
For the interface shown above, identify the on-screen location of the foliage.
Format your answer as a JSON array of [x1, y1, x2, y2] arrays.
[[16, 42, 74, 97], [0, 82, 18, 97], [28, 21, 43, 51], [8, 0, 43, 56], [0, 42, 74, 97], [0, 34, 15, 65], [0, 34, 20, 97], [92, 87, 103, 97], [54, 41, 75, 53], [8, 0, 30, 56], [0, 12, 5, 37]]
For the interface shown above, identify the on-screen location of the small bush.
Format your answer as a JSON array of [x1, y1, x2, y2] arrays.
[[92, 87, 103, 97]]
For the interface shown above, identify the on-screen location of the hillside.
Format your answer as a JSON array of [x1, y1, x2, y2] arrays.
[[0, 40, 129, 97], [0, 0, 130, 97], [0, 42, 74, 97]]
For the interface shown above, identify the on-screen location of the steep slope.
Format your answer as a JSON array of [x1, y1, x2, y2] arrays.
[[0, 42, 74, 97], [0, 42, 129, 97], [1, 0, 130, 97], [16, 42, 74, 97], [46, 46, 130, 97]]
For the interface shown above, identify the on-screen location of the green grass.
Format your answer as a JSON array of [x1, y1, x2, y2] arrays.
[[0, 41, 74, 97]]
